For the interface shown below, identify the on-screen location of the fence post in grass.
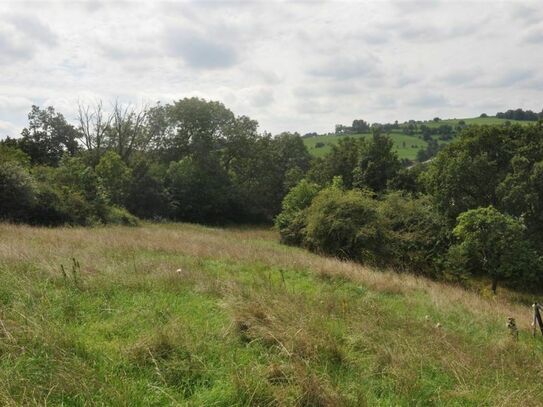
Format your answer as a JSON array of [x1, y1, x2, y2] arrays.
[[507, 317, 518, 340], [532, 303, 543, 337]]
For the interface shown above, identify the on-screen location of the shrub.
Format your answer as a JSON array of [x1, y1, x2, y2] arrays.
[[379, 192, 449, 275], [0, 162, 36, 222], [275, 179, 320, 245], [304, 187, 385, 263], [105, 206, 139, 226]]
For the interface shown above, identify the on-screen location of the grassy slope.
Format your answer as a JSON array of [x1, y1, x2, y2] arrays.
[[1, 223, 543, 406], [305, 116, 535, 159]]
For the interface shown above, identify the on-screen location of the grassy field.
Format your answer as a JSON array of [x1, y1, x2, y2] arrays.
[[1, 222, 543, 405], [305, 116, 536, 159], [304, 131, 428, 159]]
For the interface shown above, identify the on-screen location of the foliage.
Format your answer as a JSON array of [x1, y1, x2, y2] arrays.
[[304, 186, 385, 263], [166, 156, 235, 223], [1, 99, 312, 226], [275, 179, 320, 245], [0, 161, 36, 222], [378, 192, 449, 275], [95, 150, 132, 206], [12, 106, 79, 166], [448, 206, 541, 292], [352, 133, 401, 192]]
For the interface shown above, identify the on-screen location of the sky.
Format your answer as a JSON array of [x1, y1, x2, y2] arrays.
[[1, 0, 543, 138]]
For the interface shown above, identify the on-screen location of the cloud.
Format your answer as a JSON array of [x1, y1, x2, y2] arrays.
[[0, 120, 20, 139], [440, 69, 481, 86], [0, 13, 58, 63], [247, 87, 274, 108], [8, 14, 58, 47], [482, 69, 536, 88], [523, 28, 543, 44], [511, 3, 542, 26], [164, 27, 239, 69], [0, 1, 543, 137], [309, 55, 382, 81], [409, 92, 451, 108]]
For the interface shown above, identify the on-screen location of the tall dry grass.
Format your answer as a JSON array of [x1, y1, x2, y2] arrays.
[[0, 222, 533, 329]]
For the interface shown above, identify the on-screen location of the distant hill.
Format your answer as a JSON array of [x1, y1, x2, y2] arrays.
[[304, 116, 537, 161]]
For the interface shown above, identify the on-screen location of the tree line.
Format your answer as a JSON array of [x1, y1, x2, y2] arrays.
[[1, 98, 310, 226], [496, 108, 543, 121]]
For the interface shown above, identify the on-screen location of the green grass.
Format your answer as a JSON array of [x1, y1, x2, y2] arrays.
[[305, 116, 537, 160], [304, 131, 429, 159], [1, 223, 543, 405]]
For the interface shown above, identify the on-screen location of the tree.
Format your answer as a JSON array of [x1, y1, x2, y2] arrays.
[[449, 206, 540, 293], [107, 101, 150, 162], [163, 98, 236, 162], [17, 106, 80, 166], [125, 158, 171, 219], [352, 119, 369, 133], [307, 137, 362, 188], [352, 133, 401, 192], [166, 156, 234, 223], [95, 151, 132, 206], [77, 101, 112, 163]]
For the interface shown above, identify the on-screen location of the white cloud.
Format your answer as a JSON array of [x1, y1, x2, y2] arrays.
[[0, 0, 542, 137]]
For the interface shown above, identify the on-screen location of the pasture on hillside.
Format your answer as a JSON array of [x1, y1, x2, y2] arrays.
[[1, 223, 543, 406], [304, 116, 536, 159]]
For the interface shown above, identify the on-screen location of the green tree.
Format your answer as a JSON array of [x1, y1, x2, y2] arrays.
[[95, 151, 132, 206], [166, 156, 233, 223], [17, 106, 80, 166], [352, 133, 401, 192], [307, 137, 362, 188], [125, 158, 171, 219], [163, 98, 236, 162], [449, 206, 540, 293]]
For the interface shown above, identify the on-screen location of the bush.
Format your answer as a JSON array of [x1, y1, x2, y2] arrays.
[[304, 187, 385, 263], [379, 192, 449, 275], [0, 162, 36, 222], [275, 179, 320, 245], [105, 206, 139, 226]]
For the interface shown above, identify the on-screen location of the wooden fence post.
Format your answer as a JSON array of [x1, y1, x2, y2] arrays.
[[532, 303, 543, 337]]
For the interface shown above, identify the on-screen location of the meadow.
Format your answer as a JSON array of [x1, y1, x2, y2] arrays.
[[1, 222, 543, 406], [304, 116, 533, 159]]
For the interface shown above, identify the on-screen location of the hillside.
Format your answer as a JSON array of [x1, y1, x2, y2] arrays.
[[1, 223, 543, 405], [304, 116, 536, 159]]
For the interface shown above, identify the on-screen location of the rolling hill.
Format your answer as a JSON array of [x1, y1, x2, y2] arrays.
[[304, 116, 536, 160]]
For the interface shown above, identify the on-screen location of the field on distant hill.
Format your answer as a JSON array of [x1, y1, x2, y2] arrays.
[[1, 222, 543, 405], [304, 131, 431, 159], [304, 116, 535, 159]]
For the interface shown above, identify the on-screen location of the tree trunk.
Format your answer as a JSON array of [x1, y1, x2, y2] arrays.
[[491, 278, 498, 294]]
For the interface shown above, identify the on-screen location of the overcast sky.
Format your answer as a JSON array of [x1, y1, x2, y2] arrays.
[[1, 0, 543, 137]]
